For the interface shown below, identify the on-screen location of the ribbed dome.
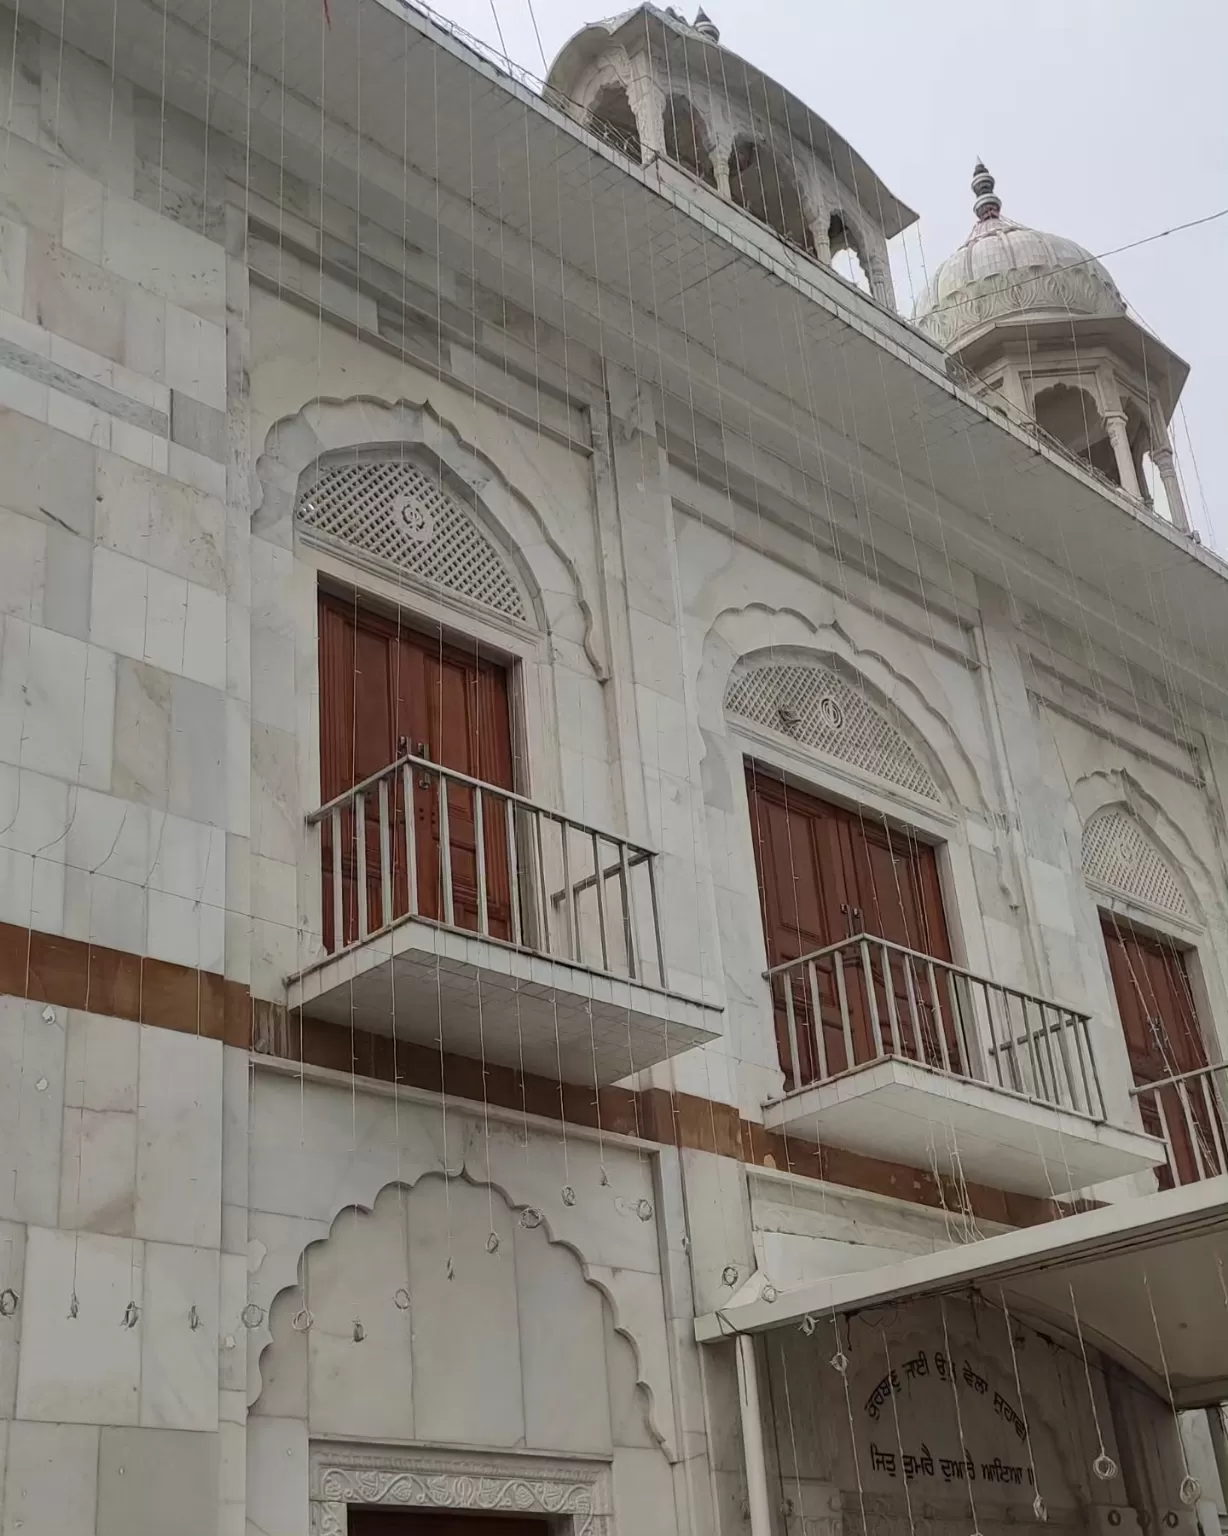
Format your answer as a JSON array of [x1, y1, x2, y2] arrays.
[[914, 164, 1126, 351]]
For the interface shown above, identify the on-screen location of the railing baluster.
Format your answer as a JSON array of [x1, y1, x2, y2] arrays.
[[533, 807, 551, 954], [1069, 1010, 1095, 1118], [591, 831, 610, 972], [924, 959, 952, 1074], [330, 806, 343, 952], [647, 851, 666, 988], [860, 939, 883, 1059], [1179, 1080, 1211, 1182], [1153, 1089, 1179, 1185], [618, 840, 637, 980], [437, 774, 455, 928], [833, 949, 855, 1071], [1019, 996, 1043, 1102], [1203, 1075, 1228, 1177], [1084, 1018, 1105, 1121], [355, 790, 369, 941], [945, 969, 972, 1079], [1052, 1005, 1079, 1113], [378, 777, 392, 932], [980, 977, 1005, 1090], [783, 976, 804, 1089], [473, 786, 489, 937], [880, 944, 901, 1060], [559, 818, 576, 962], [504, 797, 522, 948], [1036, 1003, 1061, 1108], [402, 765, 418, 919], [906, 955, 941, 1071], [807, 960, 828, 1081]]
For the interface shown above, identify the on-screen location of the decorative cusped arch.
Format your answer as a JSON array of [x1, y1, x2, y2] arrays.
[[252, 395, 608, 677], [697, 603, 990, 818], [243, 1074, 678, 1458], [253, 1172, 673, 1458], [1071, 770, 1211, 934]]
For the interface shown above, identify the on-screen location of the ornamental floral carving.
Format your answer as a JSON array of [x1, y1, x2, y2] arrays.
[[310, 1444, 612, 1536]]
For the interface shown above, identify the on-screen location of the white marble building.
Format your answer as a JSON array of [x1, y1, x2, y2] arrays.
[[0, 1, 1225, 1534]]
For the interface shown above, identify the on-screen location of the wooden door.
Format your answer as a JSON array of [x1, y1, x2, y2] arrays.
[[746, 765, 954, 1088], [1101, 916, 1217, 1185], [349, 1513, 549, 1536], [319, 593, 514, 950]]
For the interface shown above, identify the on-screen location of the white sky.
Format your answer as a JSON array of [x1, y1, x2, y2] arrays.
[[415, 0, 1228, 547]]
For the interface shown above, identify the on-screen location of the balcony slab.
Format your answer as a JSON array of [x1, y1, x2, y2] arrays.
[[286, 916, 722, 1085], [762, 1057, 1166, 1197]]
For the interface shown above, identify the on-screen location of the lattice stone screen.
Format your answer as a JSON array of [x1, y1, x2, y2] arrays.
[[1082, 808, 1191, 921], [725, 661, 941, 802], [297, 456, 527, 620]]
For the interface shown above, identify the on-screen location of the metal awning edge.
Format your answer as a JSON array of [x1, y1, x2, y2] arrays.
[[694, 1174, 1228, 1342]]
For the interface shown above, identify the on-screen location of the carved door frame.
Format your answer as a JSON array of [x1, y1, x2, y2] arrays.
[[309, 1442, 614, 1536]]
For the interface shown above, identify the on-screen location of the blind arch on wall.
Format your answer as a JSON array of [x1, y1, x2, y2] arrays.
[[1082, 806, 1193, 924], [724, 659, 943, 804], [296, 452, 528, 622]]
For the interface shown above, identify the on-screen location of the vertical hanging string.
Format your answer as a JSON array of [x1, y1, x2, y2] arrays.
[[1142, 1269, 1202, 1507], [938, 1294, 985, 1536], [998, 1290, 1047, 1520], [1067, 1282, 1118, 1482]]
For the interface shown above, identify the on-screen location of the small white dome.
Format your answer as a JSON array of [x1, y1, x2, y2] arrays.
[[914, 164, 1126, 351]]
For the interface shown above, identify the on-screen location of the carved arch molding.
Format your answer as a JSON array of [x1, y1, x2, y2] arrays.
[[310, 1443, 613, 1535]]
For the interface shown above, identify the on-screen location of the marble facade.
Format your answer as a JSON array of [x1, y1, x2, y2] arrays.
[[0, 2, 1223, 1534]]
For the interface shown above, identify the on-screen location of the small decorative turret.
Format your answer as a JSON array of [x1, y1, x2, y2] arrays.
[[693, 8, 720, 40], [971, 160, 1001, 222]]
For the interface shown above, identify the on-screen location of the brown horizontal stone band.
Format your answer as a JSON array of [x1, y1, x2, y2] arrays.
[[0, 921, 250, 1048], [252, 1003, 1074, 1232], [0, 920, 1073, 1229]]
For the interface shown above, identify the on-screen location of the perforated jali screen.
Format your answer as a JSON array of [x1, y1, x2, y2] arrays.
[[725, 662, 942, 803], [297, 457, 527, 621]]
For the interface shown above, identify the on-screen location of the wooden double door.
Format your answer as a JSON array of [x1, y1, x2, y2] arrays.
[[349, 1513, 548, 1536], [318, 593, 515, 950], [746, 765, 956, 1088], [1101, 916, 1218, 1186]]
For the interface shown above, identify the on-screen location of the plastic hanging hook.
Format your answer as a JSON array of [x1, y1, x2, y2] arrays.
[[0, 1288, 19, 1317], [393, 1288, 411, 1311], [561, 1185, 577, 1207], [1033, 1495, 1048, 1522], [188, 1305, 201, 1331], [68, 1292, 79, 1319], [830, 1351, 850, 1376], [485, 1231, 500, 1255], [720, 1264, 739, 1287], [291, 1306, 314, 1333], [121, 1301, 140, 1329], [635, 1198, 653, 1221], [240, 1303, 265, 1329], [352, 1319, 366, 1343], [520, 1207, 543, 1230], [1093, 1451, 1118, 1481]]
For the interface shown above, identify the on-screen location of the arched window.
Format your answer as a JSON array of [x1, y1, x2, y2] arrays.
[[663, 94, 715, 186], [828, 212, 871, 293], [1032, 382, 1119, 484], [587, 83, 641, 162], [728, 135, 814, 253]]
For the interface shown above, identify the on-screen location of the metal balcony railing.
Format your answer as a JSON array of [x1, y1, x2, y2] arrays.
[[1130, 1064, 1228, 1187], [767, 934, 1105, 1120], [307, 752, 666, 987]]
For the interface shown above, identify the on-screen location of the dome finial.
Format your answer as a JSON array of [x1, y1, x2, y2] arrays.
[[693, 7, 719, 39], [972, 160, 1001, 222]]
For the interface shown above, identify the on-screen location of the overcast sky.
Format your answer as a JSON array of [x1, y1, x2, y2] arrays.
[[420, 0, 1228, 547]]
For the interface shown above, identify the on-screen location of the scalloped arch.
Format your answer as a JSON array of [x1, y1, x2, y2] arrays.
[[697, 603, 989, 815], [253, 1171, 671, 1455], [1071, 770, 1210, 930], [252, 394, 608, 678]]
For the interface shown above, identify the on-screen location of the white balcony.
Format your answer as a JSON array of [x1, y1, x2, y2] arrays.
[[286, 753, 721, 1084], [761, 935, 1165, 1197]]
